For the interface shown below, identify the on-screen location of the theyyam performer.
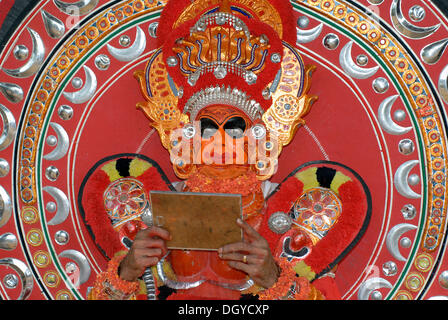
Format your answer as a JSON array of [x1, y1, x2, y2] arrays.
[[86, 0, 371, 300]]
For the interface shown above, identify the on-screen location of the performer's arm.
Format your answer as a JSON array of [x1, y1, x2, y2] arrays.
[[119, 227, 170, 281], [218, 218, 280, 288], [219, 219, 324, 300], [88, 227, 170, 300]]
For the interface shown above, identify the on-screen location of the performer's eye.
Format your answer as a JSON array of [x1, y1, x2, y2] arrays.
[[224, 117, 246, 139], [200, 118, 219, 139]]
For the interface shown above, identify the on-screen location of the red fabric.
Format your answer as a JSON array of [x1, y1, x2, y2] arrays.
[[304, 180, 367, 274], [83, 169, 122, 258], [312, 277, 342, 300], [156, 0, 200, 47], [259, 177, 304, 253]]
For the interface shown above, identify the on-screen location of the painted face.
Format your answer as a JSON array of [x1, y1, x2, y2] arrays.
[[169, 104, 279, 179], [196, 105, 252, 168]]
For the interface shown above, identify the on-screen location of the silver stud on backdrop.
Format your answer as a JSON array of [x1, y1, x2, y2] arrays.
[[95, 54, 111, 70], [0, 159, 10, 177], [373, 77, 390, 93], [71, 77, 83, 89], [323, 33, 340, 50], [182, 124, 196, 139], [45, 166, 60, 181], [3, 274, 19, 289], [439, 271, 448, 289], [408, 174, 420, 186], [356, 54, 369, 66], [245, 71, 257, 84], [58, 105, 73, 121], [393, 109, 407, 122], [268, 212, 292, 234], [55, 230, 69, 245], [409, 5, 426, 22], [46, 135, 58, 147], [400, 237, 412, 248], [166, 56, 178, 67], [214, 65, 227, 79], [119, 35, 131, 47], [398, 139, 415, 155], [271, 53, 281, 63], [262, 87, 271, 100], [401, 204, 417, 220], [46, 201, 57, 213], [297, 16, 310, 29], [370, 291, 383, 300], [13, 45, 29, 60], [251, 125, 267, 140], [382, 261, 398, 276]]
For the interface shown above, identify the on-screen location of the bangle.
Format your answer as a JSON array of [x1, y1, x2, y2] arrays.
[[91, 254, 140, 300], [258, 257, 296, 300]]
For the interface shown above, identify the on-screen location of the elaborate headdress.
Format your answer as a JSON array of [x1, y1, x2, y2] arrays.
[[134, 0, 317, 180]]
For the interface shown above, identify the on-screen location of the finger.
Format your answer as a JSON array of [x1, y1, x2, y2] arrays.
[[219, 242, 253, 255], [219, 252, 246, 262], [134, 226, 171, 241], [237, 219, 263, 243], [134, 237, 165, 248], [147, 226, 172, 240], [225, 260, 253, 274], [134, 238, 168, 256], [219, 241, 267, 258], [135, 247, 163, 258], [219, 252, 264, 265], [137, 256, 160, 269]]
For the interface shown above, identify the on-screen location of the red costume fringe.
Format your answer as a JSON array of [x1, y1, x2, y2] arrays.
[[83, 169, 122, 258], [304, 180, 367, 274]]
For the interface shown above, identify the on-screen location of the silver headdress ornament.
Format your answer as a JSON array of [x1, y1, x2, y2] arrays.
[[183, 85, 264, 121]]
